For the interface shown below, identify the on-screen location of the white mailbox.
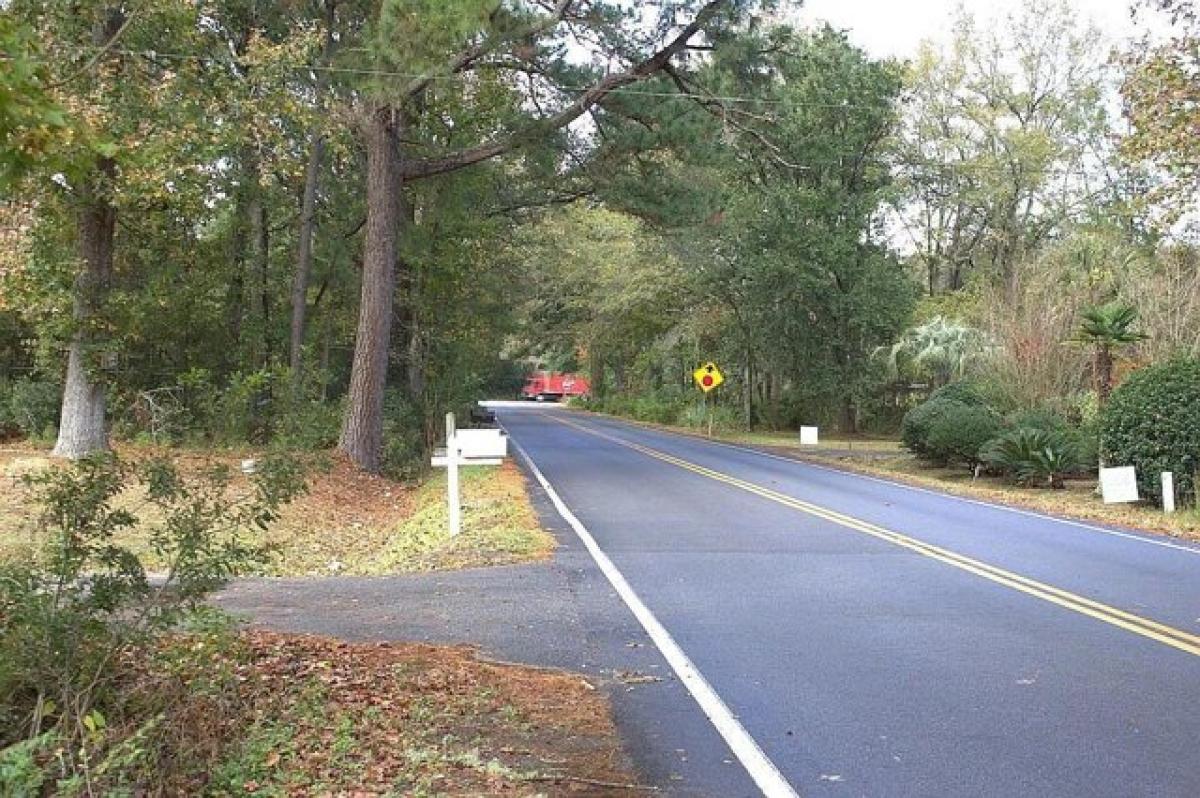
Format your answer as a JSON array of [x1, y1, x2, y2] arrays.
[[455, 428, 507, 459]]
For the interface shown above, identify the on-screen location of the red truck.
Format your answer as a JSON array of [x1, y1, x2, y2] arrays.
[[521, 371, 591, 401]]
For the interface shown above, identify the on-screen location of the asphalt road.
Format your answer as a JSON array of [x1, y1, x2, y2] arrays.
[[497, 405, 1200, 798]]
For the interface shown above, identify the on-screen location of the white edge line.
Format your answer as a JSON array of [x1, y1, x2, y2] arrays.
[[579, 413, 1200, 557], [506, 434, 799, 798]]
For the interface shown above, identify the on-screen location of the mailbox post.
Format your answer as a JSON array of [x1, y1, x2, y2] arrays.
[[430, 411, 506, 536], [446, 413, 461, 535]]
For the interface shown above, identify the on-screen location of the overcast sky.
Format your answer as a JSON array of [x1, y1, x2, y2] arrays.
[[790, 0, 1160, 59]]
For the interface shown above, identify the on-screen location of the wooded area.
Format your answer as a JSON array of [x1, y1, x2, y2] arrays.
[[3, 0, 1200, 475]]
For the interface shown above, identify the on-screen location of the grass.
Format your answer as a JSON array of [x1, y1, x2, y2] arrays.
[[797, 449, 1200, 542], [0, 444, 554, 577], [721, 429, 903, 452]]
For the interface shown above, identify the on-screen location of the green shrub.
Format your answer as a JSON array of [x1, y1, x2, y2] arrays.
[[902, 381, 1000, 460], [0, 379, 15, 438], [381, 390, 425, 479], [0, 454, 304, 782], [923, 402, 1003, 466], [927, 381, 990, 407], [984, 427, 1082, 488], [6, 378, 60, 439], [631, 396, 681, 425], [1007, 408, 1068, 434], [1101, 358, 1200, 506], [901, 398, 945, 457], [275, 398, 343, 451]]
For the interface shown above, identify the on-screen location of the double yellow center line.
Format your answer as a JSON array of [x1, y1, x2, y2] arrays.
[[549, 413, 1200, 659]]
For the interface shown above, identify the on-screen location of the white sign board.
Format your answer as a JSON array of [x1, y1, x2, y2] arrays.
[[455, 428, 507, 459], [799, 426, 819, 446], [1100, 466, 1140, 504]]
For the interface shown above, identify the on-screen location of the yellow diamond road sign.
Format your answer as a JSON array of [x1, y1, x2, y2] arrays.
[[693, 362, 724, 393]]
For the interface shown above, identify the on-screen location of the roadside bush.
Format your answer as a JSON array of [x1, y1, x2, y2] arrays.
[[381, 390, 425, 479], [0, 379, 14, 438], [6, 378, 60, 440], [923, 402, 1003, 467], [900, 397, 946, 457], [679, 402, 741, 432], [983, 427, 1081, 489], [0, 454, 304, 788], [631, 395, 681, 425], [275, 398, 343, 451], [902, 381, 1000, 460], [927, 380, 990, 407], [1101, 358, 1200, 506]]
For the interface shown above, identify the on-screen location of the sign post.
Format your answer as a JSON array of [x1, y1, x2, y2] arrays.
[[692, 362, 725, 438]]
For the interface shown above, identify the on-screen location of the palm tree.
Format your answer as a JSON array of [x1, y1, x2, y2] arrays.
[[879, 316, 994, 388], [1073, 301, 1146, 403]]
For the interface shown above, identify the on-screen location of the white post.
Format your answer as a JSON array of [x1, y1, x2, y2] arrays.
[[1162, 472, 1176, 514], [446, 412, 461, 536]]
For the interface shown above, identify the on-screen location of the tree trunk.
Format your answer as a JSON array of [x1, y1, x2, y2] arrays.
[[288, 3, 337, 393], [1096, 345, 1113, 404], [405, 300, 425, 401], [339, 106, 401, 472], [841, 396, 858, 434], [249, 191, 270, 368], [289, 135, 324, 388], [742, 355, 754, 429], [55, 158, 116, 458]]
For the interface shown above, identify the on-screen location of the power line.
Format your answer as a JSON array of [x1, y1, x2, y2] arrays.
[[2, 47, 1153, 182], [21, 44, 906, 110]]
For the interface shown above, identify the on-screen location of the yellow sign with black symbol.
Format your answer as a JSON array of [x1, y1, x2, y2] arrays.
[[693, 362, 724, 393]]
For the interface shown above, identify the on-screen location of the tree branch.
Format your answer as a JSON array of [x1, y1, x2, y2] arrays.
[[399, 0, 729, 180], [402, 0, 574, 100]]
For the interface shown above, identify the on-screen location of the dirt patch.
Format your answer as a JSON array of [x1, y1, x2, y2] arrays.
[[201, 631, 640, 796]]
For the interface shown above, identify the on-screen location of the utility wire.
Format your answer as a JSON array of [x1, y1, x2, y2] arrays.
[[2, 46, 1155, 181]]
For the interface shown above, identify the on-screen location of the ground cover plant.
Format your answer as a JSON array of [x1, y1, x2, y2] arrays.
[[0, 451, 616, 796]]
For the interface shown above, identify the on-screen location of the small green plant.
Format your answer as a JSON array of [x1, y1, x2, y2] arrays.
[[983, 428, 1081, 488], [0, 453, 304, 790]]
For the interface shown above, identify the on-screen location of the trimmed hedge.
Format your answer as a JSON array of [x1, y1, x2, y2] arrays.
[[923, 401, 1003, 466], [1101, 358, 1200, 506], [901, 381, 992, 460]]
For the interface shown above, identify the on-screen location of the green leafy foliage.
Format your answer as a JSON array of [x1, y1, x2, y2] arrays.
[[2, 379, 61, 440], [901, 382, 993, 459], [0, 454, 304, 782], [923, 402, 1004, 467], [983, 427, 1082, 489], [1101, 358, 1200, 506], [879, 316, 994, 386]]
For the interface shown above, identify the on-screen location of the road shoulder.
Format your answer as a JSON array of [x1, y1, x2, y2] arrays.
[[215, 452, 759, 797]]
